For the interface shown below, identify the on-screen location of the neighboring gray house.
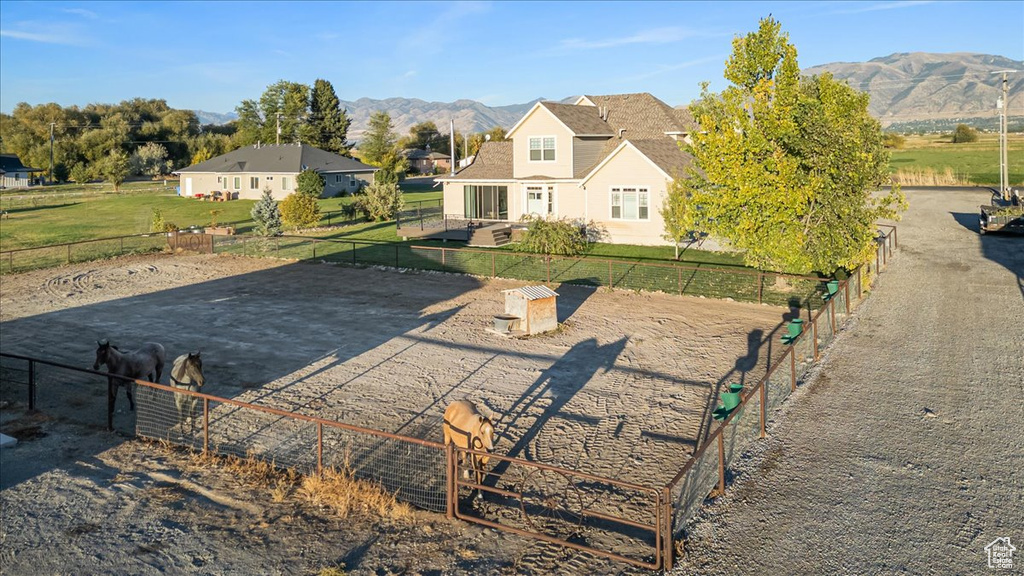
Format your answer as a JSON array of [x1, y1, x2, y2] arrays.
[[175, 143, 378, 200], [0, 154, 43, 189]]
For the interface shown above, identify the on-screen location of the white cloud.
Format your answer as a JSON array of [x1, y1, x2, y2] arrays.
[[0, 28, 88, 46], [402, 70, 418, 79], [560, 26, 723, 50], [830, 1, 936, 15], [617, 54, 728, 83], [60, 8, 99, 19]]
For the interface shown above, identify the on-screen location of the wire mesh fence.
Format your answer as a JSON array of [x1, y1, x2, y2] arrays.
[[1, 234, 169, 274]]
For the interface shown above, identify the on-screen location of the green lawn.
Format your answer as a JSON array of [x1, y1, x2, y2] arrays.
[[889, 133, 1023, 186]]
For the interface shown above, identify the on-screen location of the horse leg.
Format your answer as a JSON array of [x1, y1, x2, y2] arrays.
[[125, 379, 135, 411], [154, 360, 164, 385], [107, 378, 116, 431]]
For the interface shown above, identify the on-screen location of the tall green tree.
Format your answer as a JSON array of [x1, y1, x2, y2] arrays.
[[359, 111, 398, 166], [296, 168, 325, 197], [660, 178, 694, 260], [301, 79, 351, 155], [102, 149, 130, 191], [676, 17, 904, 274], [234, 80, 310, 147]]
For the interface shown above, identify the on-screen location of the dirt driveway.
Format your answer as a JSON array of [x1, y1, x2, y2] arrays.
[[675, 187, 1024, 575]]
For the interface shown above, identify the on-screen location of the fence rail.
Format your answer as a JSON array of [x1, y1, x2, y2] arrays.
[[0, 223, 898, 570]]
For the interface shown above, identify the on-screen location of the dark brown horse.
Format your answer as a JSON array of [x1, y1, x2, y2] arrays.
[[94, 340, 165, 429]]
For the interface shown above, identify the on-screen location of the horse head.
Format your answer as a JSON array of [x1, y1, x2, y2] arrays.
[[186, 351, 205, 387], [94, 339, 112, 370]]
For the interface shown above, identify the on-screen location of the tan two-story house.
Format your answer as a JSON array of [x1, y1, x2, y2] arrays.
[[176, 143, 378, 200], [438, 93, 696, 246]]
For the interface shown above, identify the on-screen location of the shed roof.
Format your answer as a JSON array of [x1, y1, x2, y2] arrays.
[[504, 285, 559, 300]]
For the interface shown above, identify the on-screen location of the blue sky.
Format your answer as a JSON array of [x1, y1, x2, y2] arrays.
[[1, 1, 1022, 114]]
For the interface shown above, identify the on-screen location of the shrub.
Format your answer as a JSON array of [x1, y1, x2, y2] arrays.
[[356, 180, 404, 221], [69, 163, 91, 184], [296, 168, 325, 198], [280, 192, 321, 229], [882, 133, 906, 149], [150, 208, 177, 232], [518, 216, 588, 256], [52, 163, 69, 183], [951, 124, 979, 143], [251, 187, 282, 236]]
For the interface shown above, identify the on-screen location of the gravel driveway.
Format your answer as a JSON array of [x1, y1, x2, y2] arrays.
[[675, 187, 1024, 575]]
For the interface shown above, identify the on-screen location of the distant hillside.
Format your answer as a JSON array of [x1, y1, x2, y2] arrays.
[[194, 110, 238, 126], [339, 97, 574, 141], [804, 52, 1023, 129]]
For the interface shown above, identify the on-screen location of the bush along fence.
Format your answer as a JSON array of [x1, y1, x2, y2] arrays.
[[0, 225, 898, 570]]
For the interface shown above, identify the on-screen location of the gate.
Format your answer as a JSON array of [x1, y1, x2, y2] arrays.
[[167, 231, 213, 254], [450, 446, 668, 569]]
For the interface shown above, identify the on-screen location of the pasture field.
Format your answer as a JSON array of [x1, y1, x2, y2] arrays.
[[889, 132, 1024, 185]]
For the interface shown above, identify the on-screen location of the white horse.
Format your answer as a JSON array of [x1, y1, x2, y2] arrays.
[[170, 352, 205, 434], [94, 340, 165, 429]]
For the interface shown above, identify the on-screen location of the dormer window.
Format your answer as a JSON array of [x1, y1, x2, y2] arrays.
[[529, 137, 555, 162]]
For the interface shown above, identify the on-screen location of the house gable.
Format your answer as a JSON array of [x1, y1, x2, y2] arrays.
[[510, 105, 578, 180]]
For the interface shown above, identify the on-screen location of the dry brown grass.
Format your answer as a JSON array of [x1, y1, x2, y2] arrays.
[[891, 167, 972, 186], [298, 466, 413, 521]]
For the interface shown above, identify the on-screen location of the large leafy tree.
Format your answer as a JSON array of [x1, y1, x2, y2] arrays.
[[235, 80, 310, 147], [301, 79, 351, 155], [359, 111, 398, 166], [102, 149, 130, 191], [677, 17, 904, 274]]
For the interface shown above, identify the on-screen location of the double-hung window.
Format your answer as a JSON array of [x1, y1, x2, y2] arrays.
[[250, 176, 259, 189], [233, 176, 241, 190], [610, 187, 649, 220], [281, 176, 290, 190], [529, 137, 555, 161]]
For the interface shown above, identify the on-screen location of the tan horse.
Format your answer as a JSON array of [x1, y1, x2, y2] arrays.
[[443, 400, 496, 497]]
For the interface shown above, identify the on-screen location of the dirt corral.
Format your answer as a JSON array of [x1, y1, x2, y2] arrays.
[[1, 253, 793, 574]]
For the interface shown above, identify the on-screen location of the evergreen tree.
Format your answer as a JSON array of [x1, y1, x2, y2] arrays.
[[359, 111, 397, 166], [302, 79, 351, 155], [251, 187, 282, 236], [296, 168, 325, 198]]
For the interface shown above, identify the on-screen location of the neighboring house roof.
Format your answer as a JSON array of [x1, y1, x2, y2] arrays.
[[504, 285, 559, 300], [404, 149, 451, 160], [629, 139, 695, 178], [443, 141, 512, 180], [0, 154, 43, 173], [582, 93, 697, 137], [176, 143, 378, 174]]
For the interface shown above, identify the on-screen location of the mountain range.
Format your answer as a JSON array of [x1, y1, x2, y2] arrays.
[[194, 52, 1021, 137]]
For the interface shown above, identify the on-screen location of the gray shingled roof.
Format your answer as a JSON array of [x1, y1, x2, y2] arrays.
[[404, 149, 451, 160], [583, 93, 696, 138], [0, 154, 42, 173], [539, 102, 614, 136], [445, 141, 513, 180], [176, 144, 378, 174], [627, 139, 695, 178]]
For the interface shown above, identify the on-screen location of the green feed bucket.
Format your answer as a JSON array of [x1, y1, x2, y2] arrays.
[[720, 391, 741, 411], [787, 318, 804, 337], [826, 280, 840, 295], [729, 383, 744, 394]]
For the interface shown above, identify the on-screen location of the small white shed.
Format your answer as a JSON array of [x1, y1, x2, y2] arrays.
[[501, 285, 559, 335]]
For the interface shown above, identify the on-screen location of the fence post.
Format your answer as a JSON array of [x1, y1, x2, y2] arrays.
[[242, 237, 246, 257], [546, 256, 551, 284], [608, 260, 613, 287], [441, 248, 447, 272], [28, 359, 36, 411], [317, 422, 323, 476], [120, 237, 124, 255], [352, 242, 356, 265], [661, 487, 673, 571], [66, 244, 71, 264], [757, 272, 764, 304], [893, 227, 898, 249], [491, 252, 495, 278], [203, 398, 209, 454], [812, 317, 819, 361], [445, 442, 456, 519], [717, 433, 725, 495], [395, 245, 400, 268], [311, 239, 317, 260], [790, 348, 797, 392], [678, 267, 682, 295], [759, 380, 766, 439], [844, 279, 851, 315]]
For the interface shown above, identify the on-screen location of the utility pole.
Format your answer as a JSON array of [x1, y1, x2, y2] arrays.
[[49, 122, 55, 185], [992, 70, 1015, 201], [276, 113, 282, 146], [449, 119, 456, 177]]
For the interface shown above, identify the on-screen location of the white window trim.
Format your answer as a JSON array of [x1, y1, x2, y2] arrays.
[[609, 186, 650, 221], [527, 135, 557, 163]]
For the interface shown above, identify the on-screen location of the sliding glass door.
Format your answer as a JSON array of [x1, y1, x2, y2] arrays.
[[464, 185, 508, 220]]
